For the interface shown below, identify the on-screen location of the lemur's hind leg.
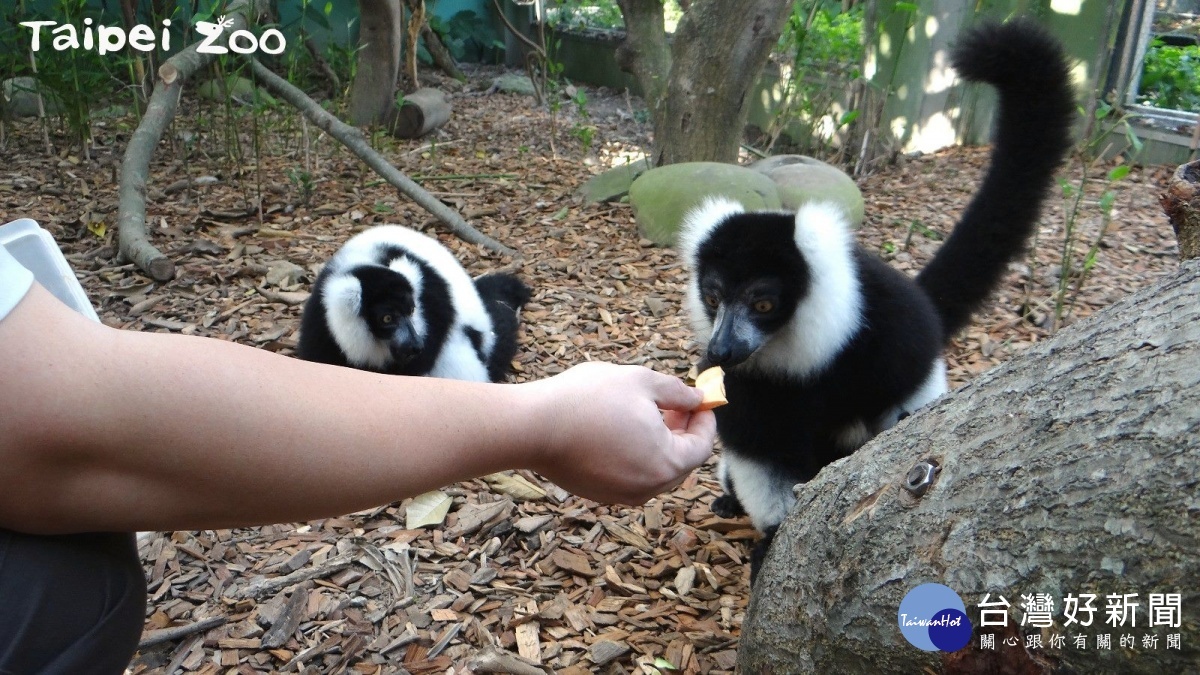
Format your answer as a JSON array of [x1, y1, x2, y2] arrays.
[[711, 455, 747, 518]]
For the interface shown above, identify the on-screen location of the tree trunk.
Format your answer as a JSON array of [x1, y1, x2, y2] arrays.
[[1161, 159, 1200, 260], [738, 260, 1200, 673], [616, 0, 793, 165], [402, 0, 425, 92], [614, 0, 668, 124], [349, 0, 403, 125]]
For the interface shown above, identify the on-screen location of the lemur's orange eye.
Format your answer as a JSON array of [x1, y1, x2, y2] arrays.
[[382, 314, 394, 324], [704, 294, 720, 309], [753, 299, 775, 313]]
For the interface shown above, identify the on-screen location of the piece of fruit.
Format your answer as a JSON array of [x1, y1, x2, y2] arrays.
[[694, 366, 727, 411]]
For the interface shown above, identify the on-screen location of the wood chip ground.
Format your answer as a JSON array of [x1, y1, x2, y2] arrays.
[[0, 63, 1180, 674]]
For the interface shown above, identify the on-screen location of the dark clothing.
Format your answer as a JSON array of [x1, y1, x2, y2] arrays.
[[0, 530, 144, 674]]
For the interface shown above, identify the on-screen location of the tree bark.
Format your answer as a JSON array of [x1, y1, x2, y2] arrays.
[[1161, 159, 1200, 260], [387, 87, 451, 138], [739, 260, 1200, 674], [616, 0, 793, 166], [402, 0, 425, 92], [420, 22, 465, 81], [349, 0, 403, 125], [614, 0, 668, 123], [248, 60, 514, 257], [117, 0, 260, 281]]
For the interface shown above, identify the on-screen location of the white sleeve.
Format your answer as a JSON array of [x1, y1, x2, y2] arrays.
[[0, 244, 35, 323]]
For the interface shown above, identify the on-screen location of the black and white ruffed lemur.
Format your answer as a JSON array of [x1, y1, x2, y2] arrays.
[[298, 225, 530, 383], [680, 18, 1076, 582]]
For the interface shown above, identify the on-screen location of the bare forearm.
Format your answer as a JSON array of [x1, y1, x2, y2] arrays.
[[1, 284, 715, 534], [0, 286, 544, 532]]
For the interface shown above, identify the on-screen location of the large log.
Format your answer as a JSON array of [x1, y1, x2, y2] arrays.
[[739, 260, 1200, 673], [386, 87, 451, 138]]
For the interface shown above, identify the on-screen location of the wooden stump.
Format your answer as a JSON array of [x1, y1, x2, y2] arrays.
[[387, 88, 451, 139], [1161, 158, 1200, 261]]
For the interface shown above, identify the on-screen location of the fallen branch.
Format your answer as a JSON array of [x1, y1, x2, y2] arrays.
[[138, 615, 228, 649], [420, 21, 466, 81], [117, 0, 262, 281], [304, 36, 342, 95], [247, 58, 516, 256], [234, 552, 355, 600]]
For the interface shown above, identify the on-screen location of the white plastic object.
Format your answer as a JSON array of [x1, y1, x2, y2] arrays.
[[0, 218, 99, 322]]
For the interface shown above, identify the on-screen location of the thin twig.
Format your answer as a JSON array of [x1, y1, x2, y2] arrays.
[[138, 615, 228, 649]]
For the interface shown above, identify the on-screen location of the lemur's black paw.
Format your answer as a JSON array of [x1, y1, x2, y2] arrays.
[[711, 494, 746, 519]]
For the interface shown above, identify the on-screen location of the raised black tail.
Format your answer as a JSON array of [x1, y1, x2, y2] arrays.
[[915, 18, 1075, 339]]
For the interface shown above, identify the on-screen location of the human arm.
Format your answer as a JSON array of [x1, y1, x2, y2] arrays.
[[0, 282, 716, 534]]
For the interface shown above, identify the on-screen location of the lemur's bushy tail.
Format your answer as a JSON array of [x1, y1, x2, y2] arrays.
[[915, 18, 1075, 339], [475, 273, 531, 312]]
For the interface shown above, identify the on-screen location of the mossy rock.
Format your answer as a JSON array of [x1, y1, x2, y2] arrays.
[[2, 77, 61, 119], [197, 76, 276, 106], [629, 162, 782, 246], [491, 74, 537, 97], [577, 158, 652, 203], [749, 155, 864, 227]]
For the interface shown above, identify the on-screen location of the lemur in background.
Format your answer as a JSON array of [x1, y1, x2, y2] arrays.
[[680, 18, 1075, 582], [298, 225, 530, 383]]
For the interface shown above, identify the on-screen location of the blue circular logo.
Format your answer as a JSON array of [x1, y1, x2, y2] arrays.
[[898, 583, 973, 652]]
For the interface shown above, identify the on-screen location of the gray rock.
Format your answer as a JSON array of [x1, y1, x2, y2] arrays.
[[266, 260, 306, 289], [629, 162, 782, 246], [2, 77, 61, 119], [576, 157, 651, 203], [749, 154, 864, 227], [490, 73, 537, 97]]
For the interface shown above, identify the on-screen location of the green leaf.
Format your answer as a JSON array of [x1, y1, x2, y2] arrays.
[[1099, 190, 1116, 213], [1107, 165, 1130, 182], [895, 2, 919, 13], [304, 2, 332, 30], [653, 658, 678, 671]]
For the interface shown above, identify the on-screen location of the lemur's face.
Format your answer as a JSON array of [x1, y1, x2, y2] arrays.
[[349, 265, 424, 366], [693, 214, 809, 368]]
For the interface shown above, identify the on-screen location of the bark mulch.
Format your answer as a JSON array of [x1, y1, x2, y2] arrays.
[[0, 64, 1180, 674]]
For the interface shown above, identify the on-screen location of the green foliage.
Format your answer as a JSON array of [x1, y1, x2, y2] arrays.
[[1138, 39, 1200, 112], [765, 1, 865, 155], [1046, 101, 1141, 331], [546, 0, 625, 31], [4, 0, 137, 152], [430, 10, 504, 63], [287, 167, 315, 206]]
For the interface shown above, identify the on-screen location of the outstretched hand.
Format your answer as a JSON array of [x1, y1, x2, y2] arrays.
[[522, 362, 717, 505]]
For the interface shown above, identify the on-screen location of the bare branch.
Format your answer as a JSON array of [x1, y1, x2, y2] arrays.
[[247, 59, 516, 256]]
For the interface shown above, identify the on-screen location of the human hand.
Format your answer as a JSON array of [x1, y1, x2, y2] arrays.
[[521, 362, 717, 504]]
